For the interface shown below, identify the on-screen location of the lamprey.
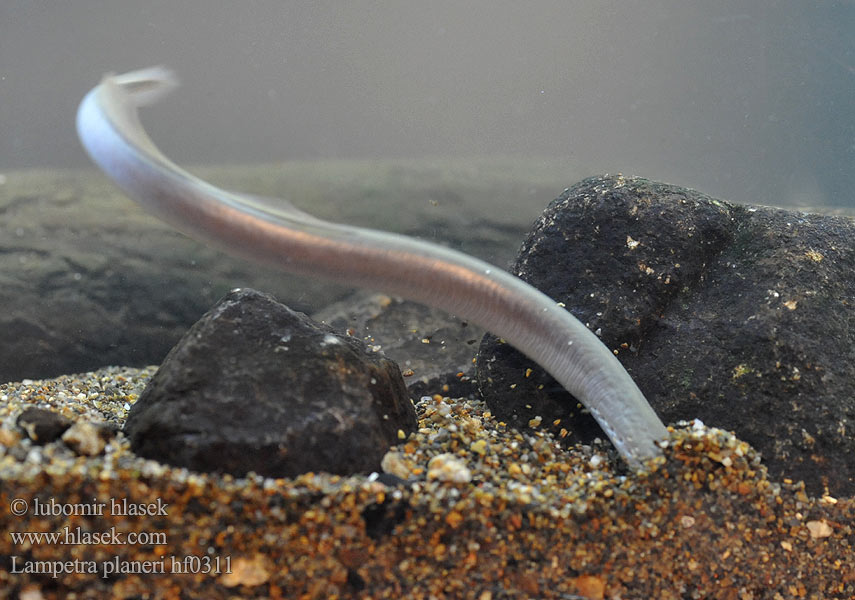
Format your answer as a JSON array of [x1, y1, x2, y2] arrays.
[[76, 67, 668, 468]]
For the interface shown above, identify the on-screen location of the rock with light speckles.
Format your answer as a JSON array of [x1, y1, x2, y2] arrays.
[[479, 175, 855, 495]]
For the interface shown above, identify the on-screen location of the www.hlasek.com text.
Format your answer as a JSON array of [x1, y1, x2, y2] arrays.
[[10, 525, 167, 546]]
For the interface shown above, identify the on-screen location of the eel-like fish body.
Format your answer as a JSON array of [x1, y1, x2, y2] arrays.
[[76, 67, 668, 468]]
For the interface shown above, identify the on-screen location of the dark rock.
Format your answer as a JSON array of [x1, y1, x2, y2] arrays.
[[16, 407, 73, 443], [124, 288, 417, 478], [478, 175, 855, 495], [313, 292, 482, 399], [372, 472, 410, 488]]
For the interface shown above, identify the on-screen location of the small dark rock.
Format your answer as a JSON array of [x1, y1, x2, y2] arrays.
[[372, 472, 411, 488], [313, 292, 482, 399], [124, 288, 417, 478], [478, 175, 855, 495], [16, 407, 73, 443]]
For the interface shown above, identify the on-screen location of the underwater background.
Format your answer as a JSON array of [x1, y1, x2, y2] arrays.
[[1, 5, 854, 597], [1, 0, 853, 209]]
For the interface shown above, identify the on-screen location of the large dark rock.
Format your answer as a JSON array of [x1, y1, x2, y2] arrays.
[[478, 175, 855, 495], [313, 292, 483, 399], [124, 288, 417, 478]]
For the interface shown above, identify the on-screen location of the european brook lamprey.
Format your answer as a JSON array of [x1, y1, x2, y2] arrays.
[[76, 67, 668, 468]]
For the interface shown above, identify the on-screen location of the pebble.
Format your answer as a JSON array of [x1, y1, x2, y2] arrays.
[[426, 453, 472, 483], [61, 422, 108, 456], [16, 407, 72, 443]]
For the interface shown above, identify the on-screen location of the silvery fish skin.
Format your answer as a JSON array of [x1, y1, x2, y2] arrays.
[[76, 67, 668, 468]]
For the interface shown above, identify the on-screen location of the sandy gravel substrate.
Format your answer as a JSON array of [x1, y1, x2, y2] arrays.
[[0, 366, 852, 599]]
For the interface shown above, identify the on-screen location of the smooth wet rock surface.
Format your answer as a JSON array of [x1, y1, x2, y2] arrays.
[[0, 161, 567, 382], [478, 175, 855, 495], [124, 288, 417, 477]]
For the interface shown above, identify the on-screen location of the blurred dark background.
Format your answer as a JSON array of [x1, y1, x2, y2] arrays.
[[1, 0, 853, 207]]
